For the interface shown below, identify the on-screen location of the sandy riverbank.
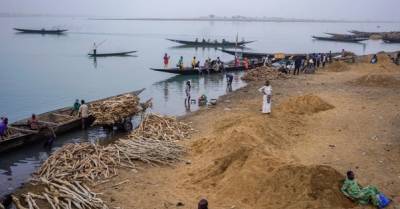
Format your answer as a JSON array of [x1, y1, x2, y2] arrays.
[[11, 52, 400, 209]]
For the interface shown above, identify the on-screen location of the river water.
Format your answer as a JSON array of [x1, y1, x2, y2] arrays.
[[0, 16, 399, 197]]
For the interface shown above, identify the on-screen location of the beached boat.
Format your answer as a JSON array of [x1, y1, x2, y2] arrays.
[[0, 89, 145, 154], [221, 49, 274, 59], [312, 36, 368, 42], [14, 28, 68, 34], [382, 37, 400, 43], [88, 51, 137, 57], [150, 62, 263, 75], [167, 38, 255, 47]]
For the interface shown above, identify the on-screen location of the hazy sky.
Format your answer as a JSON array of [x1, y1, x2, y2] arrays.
[[1, 0, 400, 21]]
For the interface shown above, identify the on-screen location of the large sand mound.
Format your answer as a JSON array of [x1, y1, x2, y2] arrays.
[[188, 114, 353, 209], [326, 61, 350, 72], [187, 108, 355, 209], [278, 95, 335, 115], [351, 74, 400, 87]]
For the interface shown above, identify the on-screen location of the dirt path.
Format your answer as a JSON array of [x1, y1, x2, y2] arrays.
[[95, 54, 400, 209]]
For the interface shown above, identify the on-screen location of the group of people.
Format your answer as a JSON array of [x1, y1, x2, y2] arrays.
[[163, 53, 252, 72], [291, 52, 332, 75], [72, 99, 89, 130]]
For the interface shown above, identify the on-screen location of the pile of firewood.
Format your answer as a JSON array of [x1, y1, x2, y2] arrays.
[[13, 178, 109, 209], [242, 67, 290, 82], [35, 143, 119, 183], [129, 113, 195, 141], [90, 93, 140, 126]]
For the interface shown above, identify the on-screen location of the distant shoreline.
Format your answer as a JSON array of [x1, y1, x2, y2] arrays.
[[89, 17, 400, 24]]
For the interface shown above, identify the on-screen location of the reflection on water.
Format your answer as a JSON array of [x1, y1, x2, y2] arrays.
[[150, 71, 245, 115]]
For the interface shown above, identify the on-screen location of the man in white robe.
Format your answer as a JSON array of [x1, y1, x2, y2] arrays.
[[258, 80, 272, 114]]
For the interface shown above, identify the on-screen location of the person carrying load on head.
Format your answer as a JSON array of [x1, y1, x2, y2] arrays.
[[341, 171, 391, 208]]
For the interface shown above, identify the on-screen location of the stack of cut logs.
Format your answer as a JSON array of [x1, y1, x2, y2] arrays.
[[130, 113, 195, 141], [242, 66, 290, 82], [12, 114, 193, 209], [90, 93, 140, 126]]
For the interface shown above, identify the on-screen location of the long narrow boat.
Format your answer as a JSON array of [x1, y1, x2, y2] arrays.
[[312, 36, 368, 42], [88, 51, 137, 57], [167, 38, 255, 47], [221, 49, 342, 59], [0, 89, 145, 154], [14, 28, 68, 34], [382, 38, 400, 43], [150, 62, 263, 75]]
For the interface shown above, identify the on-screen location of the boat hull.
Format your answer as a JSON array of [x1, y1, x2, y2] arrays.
[[151, 63, 263, 75], [167, 39, 254, 47], [88, 51, 137, 57], [14, 28, 68, 34], [0, 89, 144, 154], [312, 36, 368, 42]]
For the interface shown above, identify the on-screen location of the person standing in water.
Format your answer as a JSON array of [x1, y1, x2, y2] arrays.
[[185, 81, 191, 106], [258, 80, 272, 114], [163, 53, 170, 68]]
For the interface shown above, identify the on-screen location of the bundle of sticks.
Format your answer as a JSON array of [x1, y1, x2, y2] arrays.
[[129, 113, 195, 141], [12, 178, 109, 209], [241, 66, 290, 82], [90, 93, 140, 126]]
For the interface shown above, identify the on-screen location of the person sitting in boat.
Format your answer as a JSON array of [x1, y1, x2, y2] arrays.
[[202, 38, 206, 43], [70, 99, 81, 116], [177, 56, 184, 70], [370, 54, 378, 64], [28, 114, 39, 130], [195, 38, 199, 43], [222, 38, 226, 44], [0, 117, 8, 139]]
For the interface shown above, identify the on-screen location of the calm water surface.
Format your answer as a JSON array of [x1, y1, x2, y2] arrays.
[[0, 16, 400, 197]]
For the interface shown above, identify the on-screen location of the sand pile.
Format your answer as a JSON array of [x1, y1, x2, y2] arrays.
[[326, 61, 350, 72], [242, 67, 290, 82], [277, 95, 335, 115], [188, 113, 353, 209], [351, 74, 400, 87]]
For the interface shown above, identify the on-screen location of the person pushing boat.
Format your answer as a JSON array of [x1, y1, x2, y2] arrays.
[[93, 42, 97, 56]]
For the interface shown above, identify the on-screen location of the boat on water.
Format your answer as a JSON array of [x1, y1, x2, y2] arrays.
[[166, 38, 255, 47], [14, 28, 68, 34], [150, 61, 263, 75], [221, 49, 342, 60], [88, 51, 137, 57], [0, 89, 145, 154], [312, 36, 368, 43]]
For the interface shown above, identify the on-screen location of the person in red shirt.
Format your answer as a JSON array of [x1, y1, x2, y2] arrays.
[[163, 53, 170, 68], [243, 57, 249, 70]]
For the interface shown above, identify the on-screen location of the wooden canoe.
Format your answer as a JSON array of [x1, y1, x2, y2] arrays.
[[150, 62, 263, 75], [312, 36, 368, 42], [88, 51, 137, 57], [14, 28, 68, 34], [167, 38, 255, 47], [0, 88, 145, 154]]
